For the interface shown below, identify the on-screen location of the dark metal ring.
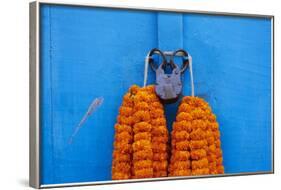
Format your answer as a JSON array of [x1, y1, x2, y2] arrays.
[[171, 49, 190, 73], [148, 48, 167, 72]]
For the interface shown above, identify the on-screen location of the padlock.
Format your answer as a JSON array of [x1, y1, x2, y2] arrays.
[[148, 49, 189, 104]]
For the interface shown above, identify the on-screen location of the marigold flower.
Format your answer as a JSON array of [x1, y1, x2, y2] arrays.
[[152, 143, 168, 153], [134, 102, 150, 111], [191, 158, 209, 169], [133, 110, 150, 122], [208, 113, 216, 122], [170, 161, 191, 170], [213, 131, 220, 139], [132, 140, 151, 151], [112, 172, 130, 180], [117, 115, 134, 125], [210, 122, 219, 131], [129, 85, 140, 95], [172, 131, 190, 141], [172, 121, 192, 132], [191, 119, 207, 130], [133, 168, 153, 178], [151, 136, 168, 143], [114, 124, 132, 134], [215, 140, 221, 147], [178, 103, 193, 113], [171, 151, 190, 161], [189, 140, 208, 150], [191, 109, 207, 119], [151, 102, 163, 109], [151, 118, 166, 126], [153, 153, 168, 161], [176, 112, 193, 122], [169, 169, 191, 176], [207, 155, 217, 163], [115, 131, 133, 143], [134, 132, 151, 141], [152, 126, 168, 136], [217, 157, 223, 165], [153, 161, 168, 171], [175, 141, 190, 151], [216, 149, 223, 157], [206, 136, 215, 144], [113, 151, 131, 162], [153, 170, 167, 177], [133, 160, 153, 170], [143, 85, 155, 93], [133, 122, 152, 133], [190, 149, 207, 160], [208, 144, 216, 153], [217, 165, 224, 174], [150, 109, 165, 119], [112, 162, 131, 172], [191, 168, 209, 175], [133, 150, 153, 161], [189, 128, 206, 140], [133, 91, 151, 103], [114, 142, 132, 154], [119, 106, 134, 117]]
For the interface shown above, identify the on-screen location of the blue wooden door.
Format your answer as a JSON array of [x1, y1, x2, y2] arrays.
[[40, 4, 272, 185]]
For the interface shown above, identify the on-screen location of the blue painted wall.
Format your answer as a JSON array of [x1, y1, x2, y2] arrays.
[[40, 4, 272, 185]]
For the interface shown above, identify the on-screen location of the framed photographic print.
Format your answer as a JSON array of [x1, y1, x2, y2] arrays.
[[29, 1, 274, 188]]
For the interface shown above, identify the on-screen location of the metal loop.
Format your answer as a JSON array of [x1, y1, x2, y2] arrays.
[[148, 48, 167, 72], [171, 49, 189, 73]]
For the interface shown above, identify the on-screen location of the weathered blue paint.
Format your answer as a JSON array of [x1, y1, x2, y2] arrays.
[[40, 4, 272, 185]]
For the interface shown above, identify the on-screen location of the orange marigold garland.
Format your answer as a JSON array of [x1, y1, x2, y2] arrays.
[[169, 96, 224, 176], [111, 91, 134, 180], [148, 87, 169, 178], [112, 85, 169, 180]]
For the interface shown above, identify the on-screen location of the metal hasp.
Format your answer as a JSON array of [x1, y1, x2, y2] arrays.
[[148, 48, 189, 104]]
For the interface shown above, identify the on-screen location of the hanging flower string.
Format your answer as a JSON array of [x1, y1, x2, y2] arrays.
[[169, 96, 224, 176], [112, 85, 169, 179]]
